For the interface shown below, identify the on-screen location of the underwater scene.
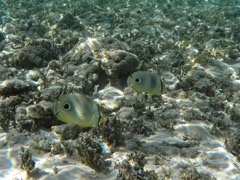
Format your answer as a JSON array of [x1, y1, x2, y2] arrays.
[[0, 0, 240, 179]]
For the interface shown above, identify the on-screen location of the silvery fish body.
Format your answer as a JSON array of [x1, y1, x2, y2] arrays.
[[127, 71, 165, 95], [53, 93, 105, 127]]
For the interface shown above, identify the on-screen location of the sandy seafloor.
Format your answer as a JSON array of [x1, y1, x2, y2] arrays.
[[1, 0, 240, 179]]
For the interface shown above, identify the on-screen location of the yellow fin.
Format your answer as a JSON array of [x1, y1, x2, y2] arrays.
[[99, 116, 107, 123]]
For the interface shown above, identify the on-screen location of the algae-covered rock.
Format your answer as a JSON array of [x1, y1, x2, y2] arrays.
[[15, 106, 32, 132], [194, 77, 215, 97], [16, 101, 58, 131], [18, 147, 35, 172], [117, 160, 158, 180], [63, 62, 104, 94], [52, 124, 84, 140], [126, 118, 154, 136], [60, 38, 104, 67], [40, 86, 63, 101], [225, 128, 240, 160], [0, 31, 4, 42], [0, 102, 14, 131], [57, 13, 85, 30], [172, 162, 201, 179], [181, 65, 216, 96], [26, 101, 57, 127], [0, 96, 21, 131], [76, 133, 108, 173], [62, 132, 108, 173], [13, 51, 41, 68], [12, 44, 57, 69], [60, 37, 138, 79], [101, 50, 138, 78], [128, 151, 146, 169], [29, 130, 62, 154], [0, 79, 37, 96], [100, 117, 125, 146]]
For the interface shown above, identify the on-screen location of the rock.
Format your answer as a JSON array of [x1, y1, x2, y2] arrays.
[[63, 62, 103, 93], [182, 65, 216, 96], [18, 147, 35, 172], [15, 106, 31, 132], [116, 107, 135, 120], [225, 128, 240, 159], [60, 37, 138, 79], [0, 31, 4, 42], [162, 138, 199, 148], [12, 44, 57, 69], [100, 117, 125, 146], [0, 65, 9, 81], [127, 118, 154, 137], [117, 160, 158, 180], [97, 86, 124, 112], [0, 79, 37, 96], [52, 124, 84, 140], [47, 60, 61, 72], [194, 77, 215, 97], [15, 101, 57, 131], [60, 38, 104, 67], [57, 13, 85, 30], [0, 96, 21, 131], [172, 162, 201, 180], [101, 49, 138, 78], [128, 151, 146, 169], [62, 132, 108, 173], [26, 101, 57, 127], [30, 130, 62, 153], [180, 147, 201, 158], [40, 86, 63, 101]]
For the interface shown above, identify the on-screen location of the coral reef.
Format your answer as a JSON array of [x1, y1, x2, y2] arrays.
[[62, 132, 108, 173], [52, 124, 85, 140], [0, 0, 240, 179], [116, 160, 158, 180], [18, 147, 35, 172], [100, 117, 125, 146], [116, 152, 158, 180], [0, 79, 37, 96], [225, 128, 240, 160]]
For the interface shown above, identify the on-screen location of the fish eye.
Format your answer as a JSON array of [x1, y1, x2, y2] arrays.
[[134, 77, 141, 83], [63, 103, 71, 110]]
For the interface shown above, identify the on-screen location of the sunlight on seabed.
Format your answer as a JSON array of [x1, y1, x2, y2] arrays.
[[85, 37, 112, 75], [0, 132, 27, 179]]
